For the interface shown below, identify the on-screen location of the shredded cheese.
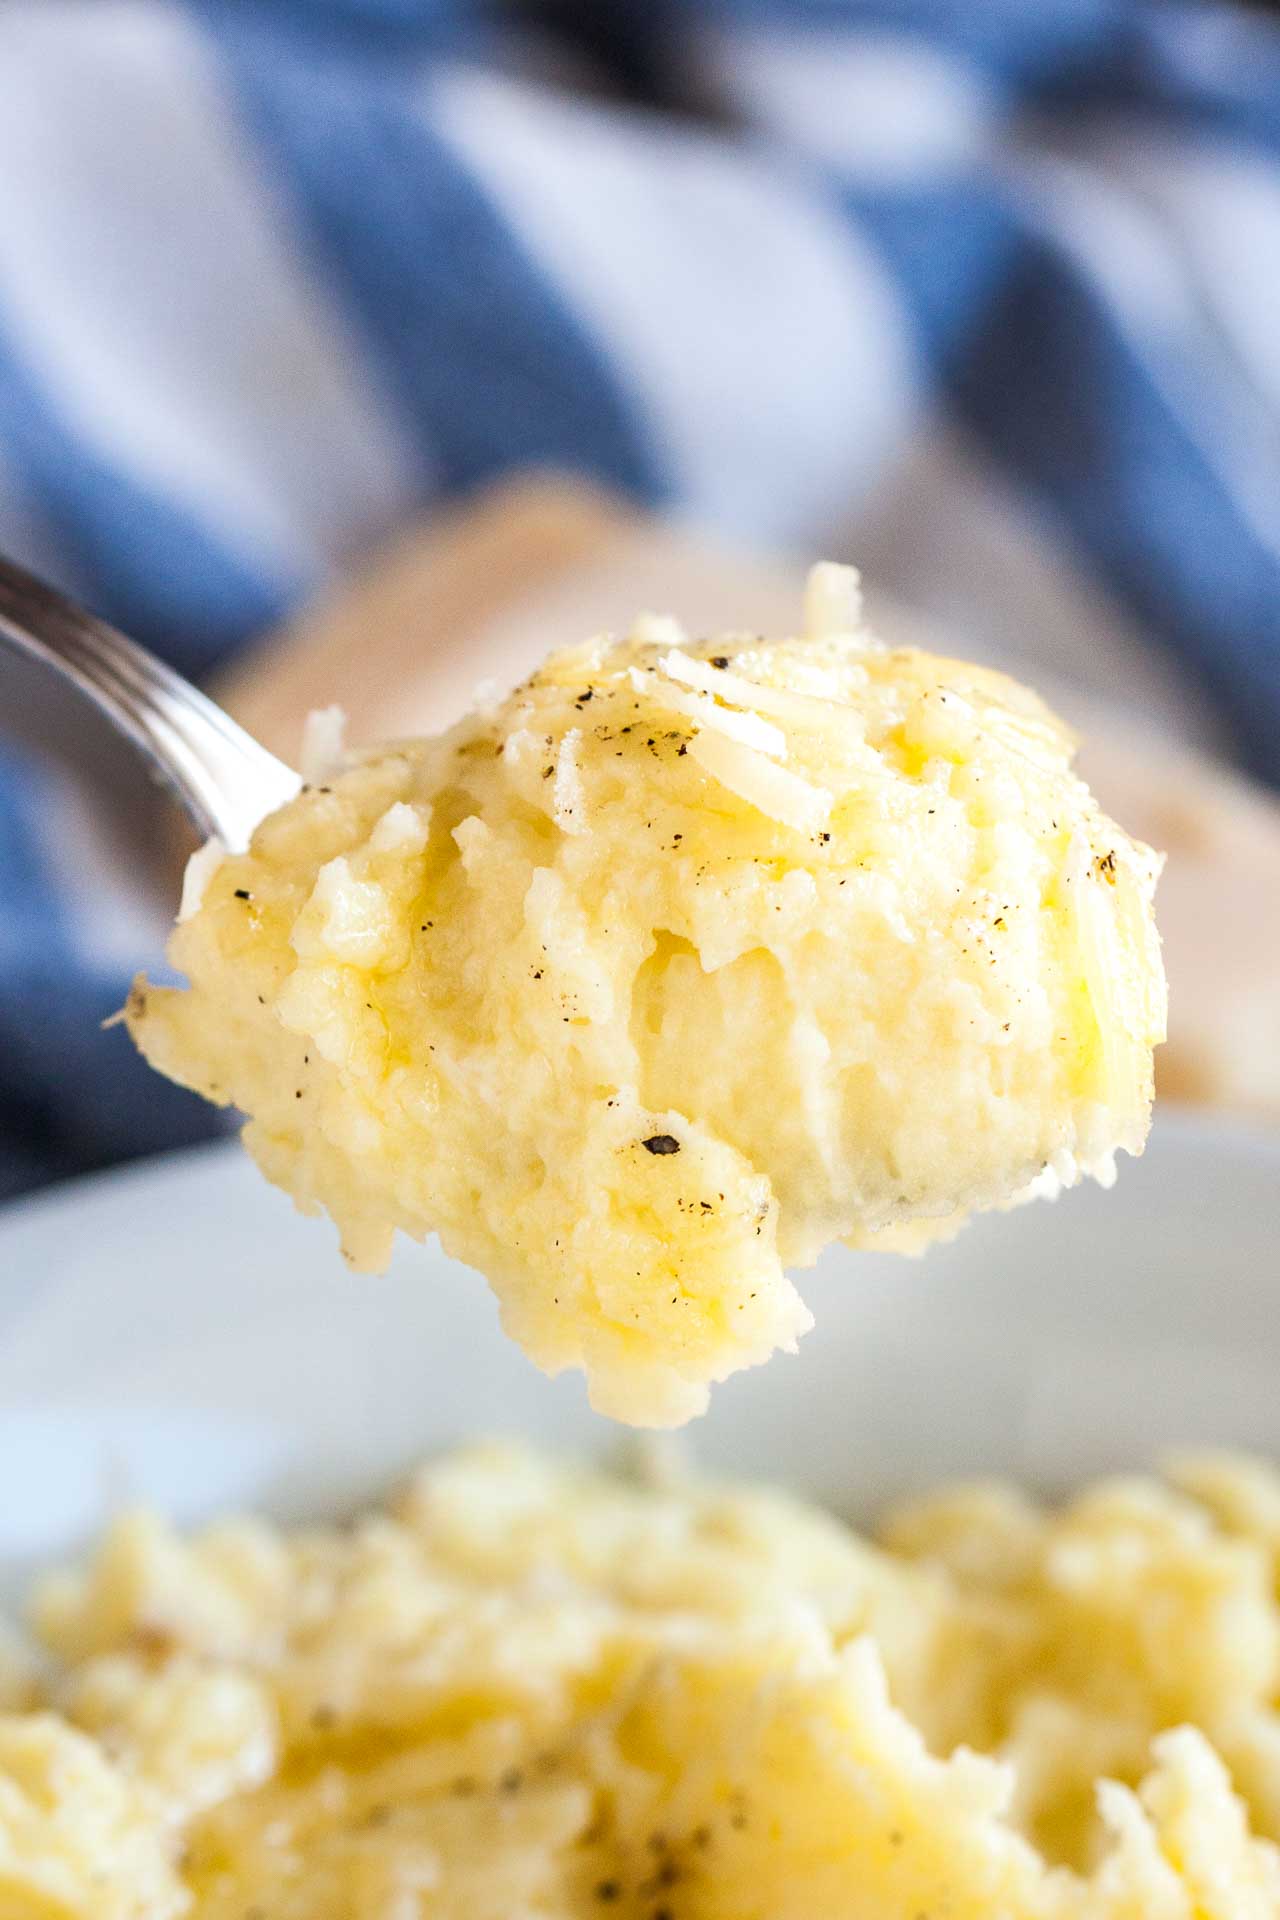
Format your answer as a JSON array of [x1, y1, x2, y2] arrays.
[[688, 726, 833, 833], [178, 838, 226, 924], [634, 665, 788, 758], [299, 705, 348, 783], [660, 647, 849, 730]]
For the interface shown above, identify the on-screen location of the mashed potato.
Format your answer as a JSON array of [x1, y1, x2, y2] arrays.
[[4, 1444, 1280, 1918], [126, 566, 1165, 1423]]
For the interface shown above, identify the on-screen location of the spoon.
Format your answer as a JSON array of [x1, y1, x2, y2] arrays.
[[0, 553, 300, 851]]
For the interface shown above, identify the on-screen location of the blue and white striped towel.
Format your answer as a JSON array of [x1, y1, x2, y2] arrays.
[[1, 0, 1278, 1200]]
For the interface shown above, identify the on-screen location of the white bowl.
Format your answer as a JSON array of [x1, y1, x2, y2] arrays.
[[0, 1110, 1275, 1592]]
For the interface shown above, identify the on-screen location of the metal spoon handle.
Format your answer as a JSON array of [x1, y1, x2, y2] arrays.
[[0, 554, 298, 850]]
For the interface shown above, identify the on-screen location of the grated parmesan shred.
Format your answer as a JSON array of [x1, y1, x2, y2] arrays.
[[803, 561, 863, 637], [660, 649, 850, 731], [553, 729, 588, 835], [300, 705, 348, 783], [630, 612, 687, 649], [689, 727, 832, 833], [633, 666, 787, 758], [178, 837, 227, 923]]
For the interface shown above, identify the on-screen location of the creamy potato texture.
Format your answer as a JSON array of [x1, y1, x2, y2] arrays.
[[127, 567, 1165, 1423], [5, 1445, 1280, 1918]]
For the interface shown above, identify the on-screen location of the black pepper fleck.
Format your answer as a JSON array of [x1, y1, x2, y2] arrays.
[[642, 1134, 681, 1156], [233, 888, 252, 901]]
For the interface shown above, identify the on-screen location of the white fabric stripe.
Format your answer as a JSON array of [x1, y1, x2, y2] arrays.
[[713, 29, 995, 180], [428, 64, 917, 544], [0, 1, 419, 584], [1007, 139, 1280, 564], [1080, 132, 1280, 425], [843, 425, 1223, 755]]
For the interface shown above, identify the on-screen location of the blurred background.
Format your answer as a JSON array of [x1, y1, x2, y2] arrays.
[[0, 0, 1277, 1206]]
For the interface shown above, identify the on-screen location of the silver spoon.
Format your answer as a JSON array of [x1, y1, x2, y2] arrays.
[[0, 553, 300, 850]]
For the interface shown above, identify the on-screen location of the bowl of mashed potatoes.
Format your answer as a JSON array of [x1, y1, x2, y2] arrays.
[[1, 1059, 1277, 1917], [0, 575, 1273, 1918]]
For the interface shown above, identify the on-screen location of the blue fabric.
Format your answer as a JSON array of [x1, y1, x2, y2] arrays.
[[210, 19, 666, 500], [851, 183, 1280, 776], [0, 746, 219, 1195], [0, 320, 291, 676], [0, 0, 1277, 1200]]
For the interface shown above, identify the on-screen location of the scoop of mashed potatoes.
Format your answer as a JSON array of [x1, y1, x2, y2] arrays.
[[127, 566, 1165, 1423], [5, 1445, 1280, 1918]]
